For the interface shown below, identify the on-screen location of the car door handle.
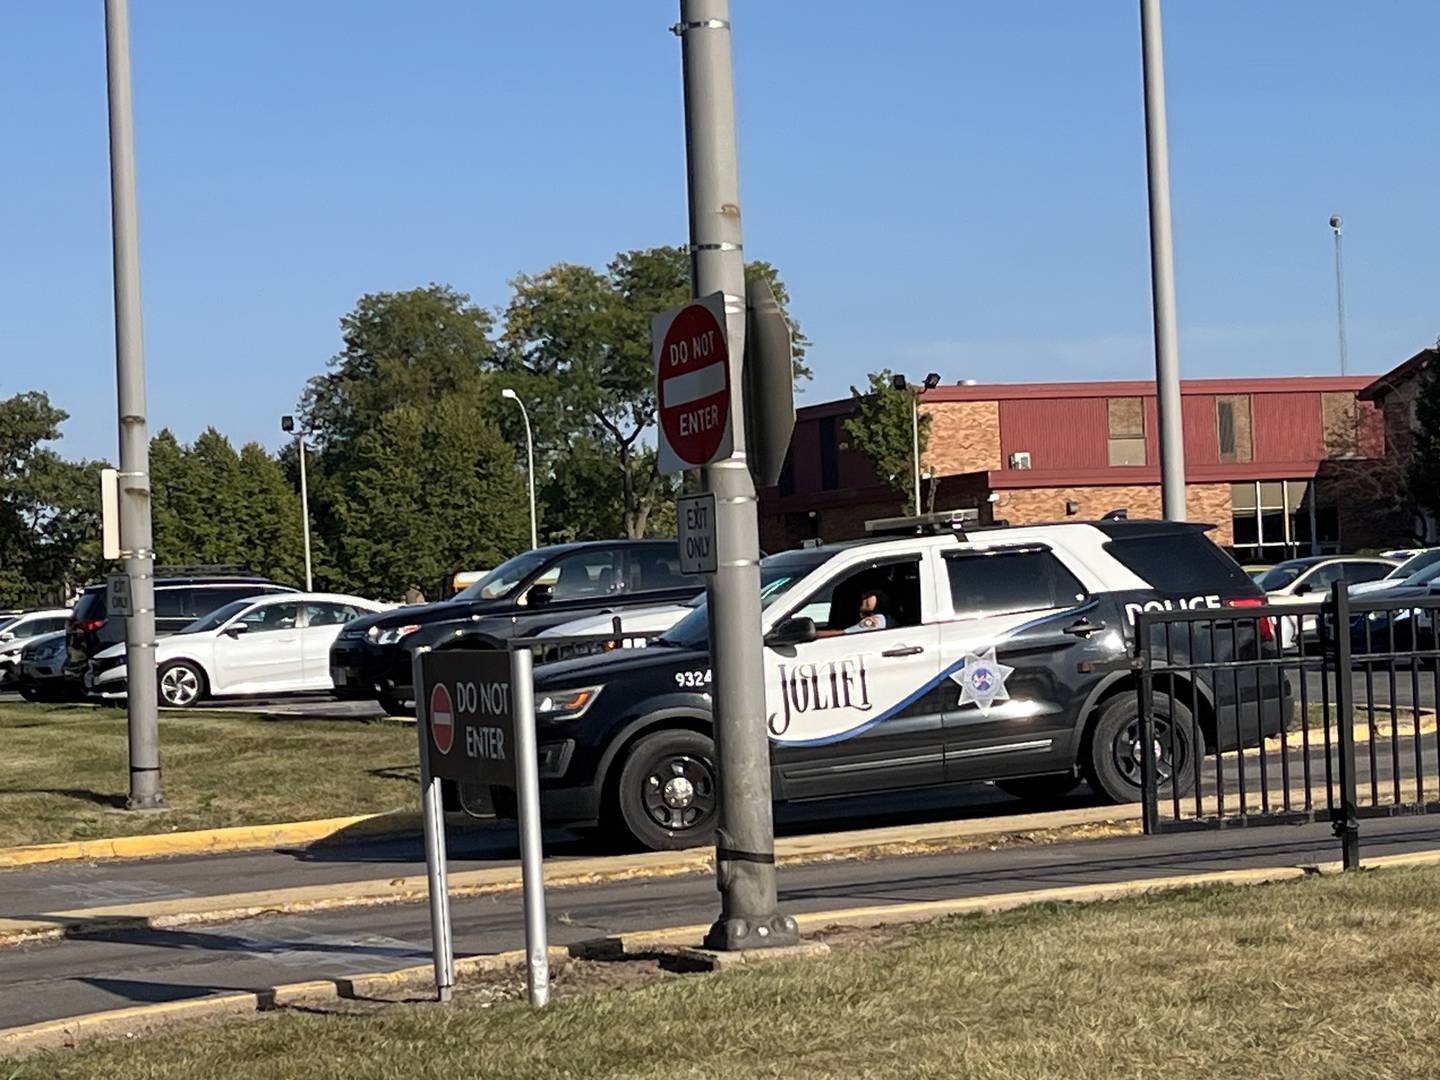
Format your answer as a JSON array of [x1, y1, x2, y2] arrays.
[[881, 645, 925, 657], [1062, 619, 1105, 637]]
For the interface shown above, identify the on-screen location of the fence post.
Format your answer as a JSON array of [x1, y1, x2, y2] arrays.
[[1137, 615, 1160, 834], [1331, 581, 1360, 869]]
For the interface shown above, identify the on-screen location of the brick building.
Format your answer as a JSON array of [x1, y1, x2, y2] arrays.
[[1359, 345, 1438, 544], [760, 375, 1388, 561]]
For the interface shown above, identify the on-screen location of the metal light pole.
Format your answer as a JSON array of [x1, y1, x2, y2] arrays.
[[501, 389, 538, 550], [281, 416, 314, 590], [1330, 214, 1349, 376], [677, 0, 797, 952], [105, 0, 163, 810], [1139, 0, 1187, 521], [892, 373, 938, 515]]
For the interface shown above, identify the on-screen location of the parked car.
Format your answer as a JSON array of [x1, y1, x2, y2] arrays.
[[483, 517, 1287, 851], [90, 593, 386, 707], [1349, 548, 1440, 599], [64, 572, 296, 695], [0, 608, 71, 687], [537, 596, 701, 649], [1254, 556, 1398, 648], [331, 541, 704, 714], [14, 631, 73, 702]]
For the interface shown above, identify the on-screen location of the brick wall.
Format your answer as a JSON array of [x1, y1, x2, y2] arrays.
[[993, 482, 1234, 546], [921, 400, 1002, 475]]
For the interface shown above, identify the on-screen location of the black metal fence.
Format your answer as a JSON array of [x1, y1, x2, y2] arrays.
[[1136, 582, 1440, 867]]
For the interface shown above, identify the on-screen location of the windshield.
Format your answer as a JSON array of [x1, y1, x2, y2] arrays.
[[0, 616, 17, 635], [661, 550, 833, 649], [1401, 561, 1440, 587], [177, 598, 253, 635], [454, 550, 551, 601], [1391, 550, 1440, 581], [1255, 564, 1305, 591]]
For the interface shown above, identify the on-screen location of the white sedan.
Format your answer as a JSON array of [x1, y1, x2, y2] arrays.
[[91, 593, 387, 707]]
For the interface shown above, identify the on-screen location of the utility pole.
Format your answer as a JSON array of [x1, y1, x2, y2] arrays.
[[1330, 215, 1348, 376], [281, 417, 314, 591], [676, 0, 797, 951], [1139, 0, 1187, 521], [105, 0, 164, 809]]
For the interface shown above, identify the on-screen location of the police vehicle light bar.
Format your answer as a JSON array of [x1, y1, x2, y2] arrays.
[[864, 509, 978, 537]]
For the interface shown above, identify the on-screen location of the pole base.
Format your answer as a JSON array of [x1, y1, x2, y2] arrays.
[[703, 912, 801, 952], [125, 792, 168, 811]]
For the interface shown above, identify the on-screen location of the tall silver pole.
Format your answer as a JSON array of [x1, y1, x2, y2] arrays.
[[1330, 215, 1348, 376], [510, 646, 550, 1006], [910, 393, 921, 515], [1139, 0, 1187, 521], [105, 0, 164, 810], [412, 647, 455, 1003], [677, 0, 796, 951], [520, 405, 537, 550], [297, 433, 313, 591]]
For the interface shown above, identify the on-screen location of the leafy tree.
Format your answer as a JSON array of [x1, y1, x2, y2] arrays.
[[1409, 357, 1440, 528], [540, 437, 679, 544], [842, 370, 930, 503], [502, 245, 808, 538]]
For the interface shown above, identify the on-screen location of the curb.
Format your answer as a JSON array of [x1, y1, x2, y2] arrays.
[[0, 804, 1141, 948], [0, 810, 423, 870], [10, 850, 1440, 1059]]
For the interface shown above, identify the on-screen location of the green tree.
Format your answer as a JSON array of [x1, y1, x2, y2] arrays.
[[501, 245, 809, 538], [1409, 358, 1440, 527], [842, 370, 929, 502], [540, 437, 679, 544]]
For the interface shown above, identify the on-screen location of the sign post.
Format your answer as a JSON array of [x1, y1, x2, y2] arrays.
[[415, 647, 549, 1006]]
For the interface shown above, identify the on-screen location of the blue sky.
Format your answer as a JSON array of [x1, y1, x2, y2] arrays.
[[2, 1, 1437, 463]]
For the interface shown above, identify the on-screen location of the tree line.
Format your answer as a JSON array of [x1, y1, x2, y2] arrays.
[[0, 245, 808, 607]]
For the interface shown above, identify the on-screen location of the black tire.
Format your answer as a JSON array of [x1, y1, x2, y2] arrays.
[[1084, 692, 1202, 803], [996, 774, 1082, 804], [17, 685, 42, 702], [613, 729, 719, 852], [157, 660, 207, 708], [377, 693, 414, 717]]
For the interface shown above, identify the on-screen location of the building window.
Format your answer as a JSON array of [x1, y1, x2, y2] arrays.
[[1107, 397, 1146, 466], [1323, 392, 1360, 457], [1230, 479, 1339, 563], [818, 415, 840, 491], [1216, 394, 1253, 464]]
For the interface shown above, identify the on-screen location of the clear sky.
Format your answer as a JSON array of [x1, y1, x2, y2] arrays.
[[3, 1, 1437, 463]]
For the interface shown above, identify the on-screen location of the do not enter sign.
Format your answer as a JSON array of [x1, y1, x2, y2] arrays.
[[429, 682, 455, 755], [654, 293, 733, 473]]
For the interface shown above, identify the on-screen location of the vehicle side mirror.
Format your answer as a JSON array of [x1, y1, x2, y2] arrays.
[[0, 632, 11, 643], [527, 584, 554, 607], [224, 624, 249, 638], [765, 616, 817, 648]]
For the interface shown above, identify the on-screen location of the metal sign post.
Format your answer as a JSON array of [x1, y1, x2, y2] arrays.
[[415, 647, 549, 1007]]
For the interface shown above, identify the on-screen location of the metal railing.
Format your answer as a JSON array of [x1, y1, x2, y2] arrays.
[[1137, 582, 1440, 868]]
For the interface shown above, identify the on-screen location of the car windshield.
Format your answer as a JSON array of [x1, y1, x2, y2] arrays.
[[454, 550, 552, 601], [1391, 550, 1440, 581], [660, 550, 834, 649], [176, 599, 253, 634], [1255, 564, 1305, 591], [1401, 561, 1440, 587]]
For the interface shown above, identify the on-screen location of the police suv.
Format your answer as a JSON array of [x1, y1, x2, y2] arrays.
[[486, 515, 1287, 850]]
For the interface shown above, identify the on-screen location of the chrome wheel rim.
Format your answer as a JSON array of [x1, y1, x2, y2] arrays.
[[160, 666, 200, 706]]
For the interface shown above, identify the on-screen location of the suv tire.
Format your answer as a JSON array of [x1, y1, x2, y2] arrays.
[[377, 694, 414, 717], [996, 774, 1081, 804], [614, 729, 719, 852], [1084, 691, 1201, 803], [158, 660, 207, 708]]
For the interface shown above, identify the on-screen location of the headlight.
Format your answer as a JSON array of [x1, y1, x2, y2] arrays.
[[369, 623, 422, 645], [535, 686, 603, 721]]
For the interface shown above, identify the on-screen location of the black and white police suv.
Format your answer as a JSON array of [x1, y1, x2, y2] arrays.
[[489, 515, 1290, 851]]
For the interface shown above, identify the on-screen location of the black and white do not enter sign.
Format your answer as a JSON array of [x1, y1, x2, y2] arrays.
[[418, 650, 516, 785], [677, 492, 719, 576]]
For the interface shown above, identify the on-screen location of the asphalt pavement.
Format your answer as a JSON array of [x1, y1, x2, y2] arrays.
[[5, 816, 1440, 1030]]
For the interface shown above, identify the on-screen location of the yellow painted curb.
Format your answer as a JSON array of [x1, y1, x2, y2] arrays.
[[0, 810, 422, 869]]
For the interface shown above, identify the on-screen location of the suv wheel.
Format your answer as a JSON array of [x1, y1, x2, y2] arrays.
[[158, 661, 206, 708], [1084, 691, 1201, 803], [377, 694, 413, 717], [614, 729, 719, 851], [995, 774, 1081, 804]]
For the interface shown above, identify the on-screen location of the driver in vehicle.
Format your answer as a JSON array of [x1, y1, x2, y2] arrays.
[[818, 587, 890, 637]]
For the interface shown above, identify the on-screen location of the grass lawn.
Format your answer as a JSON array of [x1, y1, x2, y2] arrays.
[[0, 703, 419, 847], [16, 865, 1440, 1079]]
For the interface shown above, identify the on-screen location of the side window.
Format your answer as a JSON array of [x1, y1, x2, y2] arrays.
[[37, 617, 69, 635], [1341, 562, 1390, 585], [189, 588, 244, 618], [536, 551, 622, 601], [1301, 564, 1342, 592], [303, 602, 352, 627], [238, 602, 299, 633], [787, 558, 923, 632], [154, 590, 191, 619], [626, 548, 702, 594], [946, 549, 1088, 618]]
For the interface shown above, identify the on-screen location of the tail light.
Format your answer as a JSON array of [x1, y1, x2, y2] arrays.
[[1226, 598, 1275, 642], [77, 618, 106, 633]]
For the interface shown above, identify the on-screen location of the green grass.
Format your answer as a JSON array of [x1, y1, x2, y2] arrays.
[[0, 703, 419, 847], [16, 865, 1440, 1079]]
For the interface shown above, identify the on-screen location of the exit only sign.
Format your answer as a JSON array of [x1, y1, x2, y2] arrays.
[[677, 492, 718, 576]]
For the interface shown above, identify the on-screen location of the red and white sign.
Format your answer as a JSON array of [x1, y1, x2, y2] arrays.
[[653, 293, 733, 474], [429, 682, 455, 755]]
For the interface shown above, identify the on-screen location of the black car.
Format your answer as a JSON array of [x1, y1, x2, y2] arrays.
[[485, 518, 1291, 851], [66, 572, 296, 693], [330, 540, 703, 713]]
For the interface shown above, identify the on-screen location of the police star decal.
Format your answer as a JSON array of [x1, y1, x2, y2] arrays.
[[950, 646, 1015, 714]]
